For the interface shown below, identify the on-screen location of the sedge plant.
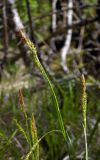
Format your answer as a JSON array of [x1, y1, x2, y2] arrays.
[[18, 30, 73, 158], [17, 30, 89, 160]]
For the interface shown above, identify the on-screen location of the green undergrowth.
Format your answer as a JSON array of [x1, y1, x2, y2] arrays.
[[0, 76, 100, 159]]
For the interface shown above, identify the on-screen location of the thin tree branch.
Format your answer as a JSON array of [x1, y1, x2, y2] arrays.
[[61, 0, 73, 72], [26, 4, 100, 22], [52, 0, 57, 32], [2, 0, 8, 64]]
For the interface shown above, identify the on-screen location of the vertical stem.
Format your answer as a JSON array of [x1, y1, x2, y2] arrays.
[[81, 75, 88, 160]]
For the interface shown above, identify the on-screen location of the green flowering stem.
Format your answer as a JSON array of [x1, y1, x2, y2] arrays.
[[81, 74, 88, 160], [19, 30, 67, 141]]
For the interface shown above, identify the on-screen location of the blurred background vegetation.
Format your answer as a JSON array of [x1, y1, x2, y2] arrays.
[[0, 0, 100, 159]]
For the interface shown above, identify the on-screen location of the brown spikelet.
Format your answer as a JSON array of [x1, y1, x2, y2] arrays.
[[81, 74, 86, 96], [81, 74, 87, 128], [18, 89, 27, 119], [16, 30, 27, 44]]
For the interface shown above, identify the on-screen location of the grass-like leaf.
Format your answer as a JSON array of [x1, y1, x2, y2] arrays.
[[15, 119, 29, 144]]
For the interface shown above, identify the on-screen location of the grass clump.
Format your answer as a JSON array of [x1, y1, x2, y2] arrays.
[[17, 30, 90, 160]]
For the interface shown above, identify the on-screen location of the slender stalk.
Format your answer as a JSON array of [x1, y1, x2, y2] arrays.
[[81, 74, 88, 160]]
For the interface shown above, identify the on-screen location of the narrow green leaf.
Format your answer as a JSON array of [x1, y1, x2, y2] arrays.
[[15, 119, 29, 144]]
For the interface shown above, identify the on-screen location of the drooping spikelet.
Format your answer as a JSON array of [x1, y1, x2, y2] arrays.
[[18, 89, 27, 119]]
